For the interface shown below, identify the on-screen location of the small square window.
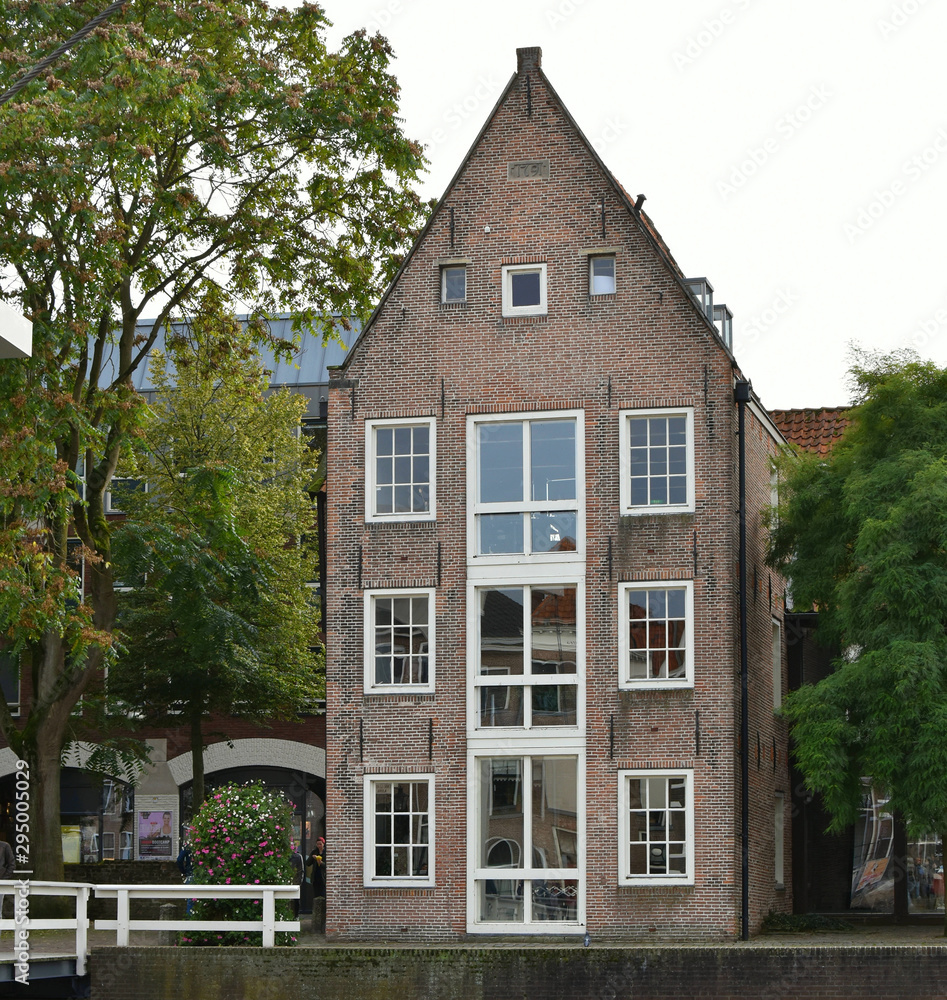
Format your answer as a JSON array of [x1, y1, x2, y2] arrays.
[[502, 264, 547, 317], [442, 265, 466, 304], [590, 256, 615, 296]]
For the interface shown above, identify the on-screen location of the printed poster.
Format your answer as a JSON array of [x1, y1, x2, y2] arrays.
[[138, 809, 174, 859]]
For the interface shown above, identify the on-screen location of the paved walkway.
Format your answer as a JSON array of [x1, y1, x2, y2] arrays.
[[3, 921, 947, 963]]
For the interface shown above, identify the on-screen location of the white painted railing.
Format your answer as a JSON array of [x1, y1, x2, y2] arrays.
[[0, 881, 300, 977], [94, 884, 300, 947], [0, 881, 93, 976]]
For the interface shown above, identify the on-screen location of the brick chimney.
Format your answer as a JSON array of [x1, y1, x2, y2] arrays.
[[517, 47, 542, 74]]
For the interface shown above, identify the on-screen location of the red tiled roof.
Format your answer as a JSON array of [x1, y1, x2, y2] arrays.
[[770, 408, 850, 456]]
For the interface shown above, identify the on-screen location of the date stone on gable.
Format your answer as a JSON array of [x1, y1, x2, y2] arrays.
[[507, 159, 550, 181]]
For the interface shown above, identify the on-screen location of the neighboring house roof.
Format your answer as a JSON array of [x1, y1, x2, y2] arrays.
[[770, 407, 850, 455], [98, 315, 354, 419]]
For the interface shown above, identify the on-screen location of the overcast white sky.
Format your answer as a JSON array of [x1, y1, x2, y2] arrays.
[[315, 0, 947, 411]]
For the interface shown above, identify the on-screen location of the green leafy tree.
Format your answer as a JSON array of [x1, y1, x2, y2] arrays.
[[769, 353, 947, 919], [0, 0, 424, 880], [109, 303, 322, 808], [182, 780, 297, 946]]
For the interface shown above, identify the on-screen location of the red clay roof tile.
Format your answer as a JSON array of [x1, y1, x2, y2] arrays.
[[770, 408, 850, 456]]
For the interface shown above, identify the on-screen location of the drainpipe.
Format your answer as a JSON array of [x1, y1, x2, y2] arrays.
[[735, 379, 751, 940]]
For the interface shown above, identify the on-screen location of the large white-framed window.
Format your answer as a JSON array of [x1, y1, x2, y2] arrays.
[[468, 411, 583, 561], [618, 581, 694, 689], [472, 582, 580, 730], [619, 407, 695, 514], [364, 588, 434, 694], [363, 774, 434, 887], [618, 769, 694, 886], [366, 417, 435, 522], [502, 263, 547, 317], [470, 753, 582, 930]]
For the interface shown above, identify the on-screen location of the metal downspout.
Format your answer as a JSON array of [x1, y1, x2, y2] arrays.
[[735, 379, 751, 941]]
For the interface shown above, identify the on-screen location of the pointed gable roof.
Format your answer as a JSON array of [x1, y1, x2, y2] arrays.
[[341, 46, 733, 372]]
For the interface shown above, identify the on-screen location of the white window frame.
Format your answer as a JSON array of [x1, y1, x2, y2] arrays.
[[618, 580, 694, 690], [105, 476, 147, 514], [363, 773, 435, 888], [618, 768, 694, 886], [589, 255, 616, 296], [365, 417, 436, 523], [772, 618, 783, 710], [469, 579, 583, 732], [467, 410, 584, 564], [501, 263, 547, 318], [441, 264, 467, 304], [364, 588, 435, 694], [619, 407, 695, 515], [467, 748, 585, 933]]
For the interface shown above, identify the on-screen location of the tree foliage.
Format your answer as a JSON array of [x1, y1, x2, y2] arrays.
[[0, 0, 424, 878], [109, 301, 323, 807], [769, 353, 947, 836]]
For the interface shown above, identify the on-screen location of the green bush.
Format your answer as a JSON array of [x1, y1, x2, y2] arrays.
[[181, 781, 297, 946]]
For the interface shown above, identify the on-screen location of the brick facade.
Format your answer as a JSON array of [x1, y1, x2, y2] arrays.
[[326, 47, 790, 941]]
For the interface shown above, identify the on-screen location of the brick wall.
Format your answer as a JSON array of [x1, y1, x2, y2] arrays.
[[326, 47, 789, 941], [91, 945, 947, 1000]]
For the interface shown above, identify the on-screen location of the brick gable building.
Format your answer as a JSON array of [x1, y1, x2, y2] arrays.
[[326, 47, 789, 940]]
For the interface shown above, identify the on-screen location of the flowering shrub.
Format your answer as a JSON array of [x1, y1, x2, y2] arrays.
[[181, 781, 297, 946]]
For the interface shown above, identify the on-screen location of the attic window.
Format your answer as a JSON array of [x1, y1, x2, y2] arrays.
[[502, 263, 547, 317], [442, 265, 466, 304], [590, 256, 615, 296]]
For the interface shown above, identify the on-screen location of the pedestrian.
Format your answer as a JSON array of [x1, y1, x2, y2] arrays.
[[176, 829, 194, 914], [290, 842, 305, 917], [307, 836, 326, 933], [0, 837, 13, 921]]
